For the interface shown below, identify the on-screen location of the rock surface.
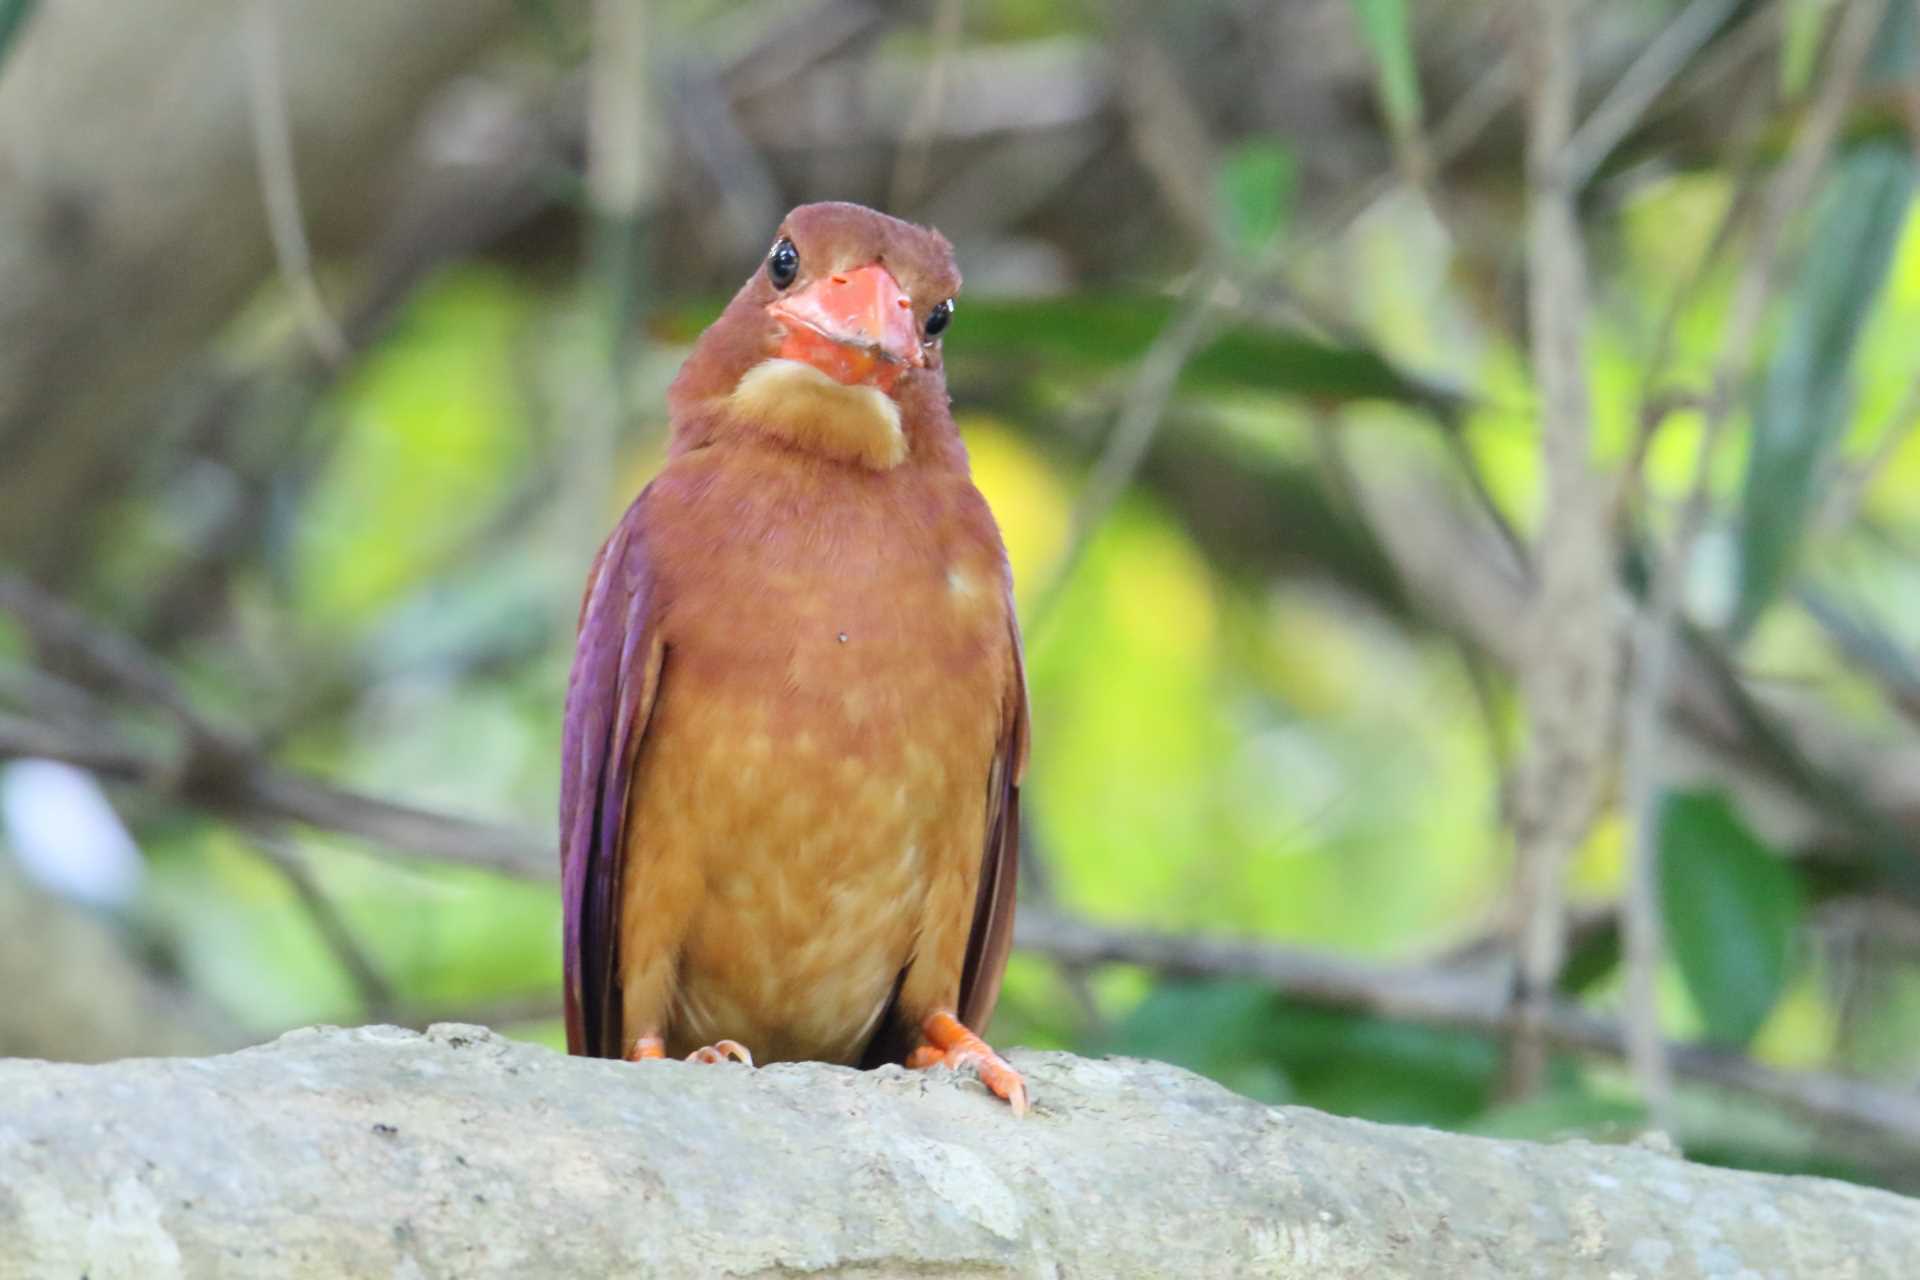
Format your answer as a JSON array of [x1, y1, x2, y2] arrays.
[[0, 1024, 1915, 1278]]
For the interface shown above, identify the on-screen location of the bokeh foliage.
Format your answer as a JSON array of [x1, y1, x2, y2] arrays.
[[7, 0, 1920, 1198]]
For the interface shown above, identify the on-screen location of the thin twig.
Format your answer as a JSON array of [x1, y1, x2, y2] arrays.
[[0, 711, 550, 879], [1285, 51, 1520, 273], [713, 0, 883, 99], [1615, 50, 1774, 517], [1022, 272, 1222, 641], [136, 84, 567, 654], [0, 712, 151, 780], [671, 68, 783, 259], [0, 661, 104, 730], [1797, 584, 1920, 728], [1114, 35, 1220, 252], [0, 573, 246, 758], [245, 823, 397, 1019], [1620, 618, 1680, 1128], [1658, 0, 1800, 117], [243, 0, 347, 366], [1712, 0, 1889, 403], [587, 0, 654, 222], [1818, 371, 1920, 535], [888, 0, 966, 212], [1617, 0, 1890, 1133], [1562, 0, 1742, 187]]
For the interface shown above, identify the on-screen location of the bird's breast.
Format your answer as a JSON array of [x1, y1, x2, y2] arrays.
[[627, 465, 1012, 1062]]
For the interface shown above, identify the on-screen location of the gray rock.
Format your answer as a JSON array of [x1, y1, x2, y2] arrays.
[[0, 1024, 1914, 1278]]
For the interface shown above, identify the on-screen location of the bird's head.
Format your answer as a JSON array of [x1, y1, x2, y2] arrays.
[[669, 202, 962, 471]]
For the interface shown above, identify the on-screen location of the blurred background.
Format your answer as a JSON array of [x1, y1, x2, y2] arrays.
[[5, 0, 1920, 1192]]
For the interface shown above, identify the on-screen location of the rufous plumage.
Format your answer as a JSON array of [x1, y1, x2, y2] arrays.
[[559, 202, 1029, 1111]]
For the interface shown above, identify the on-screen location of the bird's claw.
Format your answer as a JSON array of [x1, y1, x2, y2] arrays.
[[685, 1039, 755, 1066], [910, 1010, 1029, 1115], [623, 1034, 754, 1065]]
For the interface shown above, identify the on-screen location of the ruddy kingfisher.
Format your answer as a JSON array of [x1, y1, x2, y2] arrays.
[[559, 202, 1029, 1111]]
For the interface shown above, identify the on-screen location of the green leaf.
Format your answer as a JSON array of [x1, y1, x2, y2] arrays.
[[1658, 789, 1803, 1046], [1106, 980, 1293, 1102], [1348, 0, 1422, 139], [1557, 923, 1620, 996], [1734, 141, 1913, 633], [950, 296, 1462, 416], [1778, 0, 1825, 98], [0, 0, 37, 73], [652, 295, 1463, 417], [513, 0, 581, 59], [1252, 1000, 1501, 1126], [1108, 983, 1506, 1125], [1216, 139, 1297, 255]]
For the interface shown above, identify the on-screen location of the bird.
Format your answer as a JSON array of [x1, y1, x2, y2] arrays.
[[558, 201, 1029, 1113]]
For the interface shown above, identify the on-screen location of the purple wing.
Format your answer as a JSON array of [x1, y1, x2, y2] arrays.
[[958, 607, 1030, 1032], [560, 499, 665, 1058]]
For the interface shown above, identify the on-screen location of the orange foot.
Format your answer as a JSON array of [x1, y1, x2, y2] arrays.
[[907, 1010, 1028, 1116]]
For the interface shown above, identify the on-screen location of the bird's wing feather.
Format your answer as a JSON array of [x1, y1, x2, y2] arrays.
[[957, 607, 1029, 1031], [560, 503, 665, 1058]]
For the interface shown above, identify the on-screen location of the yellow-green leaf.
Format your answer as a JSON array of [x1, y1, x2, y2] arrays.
[[1349, 0, 1423, 138]]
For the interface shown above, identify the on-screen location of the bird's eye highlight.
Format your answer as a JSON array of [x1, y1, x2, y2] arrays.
[[767, 238, 800, 289], [924, 299, 953, 339]]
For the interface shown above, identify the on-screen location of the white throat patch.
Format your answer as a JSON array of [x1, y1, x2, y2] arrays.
[[726, 358, 907, 471]]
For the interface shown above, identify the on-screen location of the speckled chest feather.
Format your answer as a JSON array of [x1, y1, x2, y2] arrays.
[[618, 441, 1014, 1063]]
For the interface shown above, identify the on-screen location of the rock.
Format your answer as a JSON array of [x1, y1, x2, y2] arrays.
[[0, 1024, 1913, 1278]]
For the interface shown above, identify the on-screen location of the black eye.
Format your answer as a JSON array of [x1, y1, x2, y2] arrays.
[[767, 238, 799, 289], [925, 298, 953, 339]]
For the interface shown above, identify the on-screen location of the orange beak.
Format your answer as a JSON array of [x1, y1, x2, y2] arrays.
[[769, 263, 923, 393]]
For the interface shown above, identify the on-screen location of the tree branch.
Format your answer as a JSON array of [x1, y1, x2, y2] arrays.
[[1014, 910, 1920, 1148], [0, 572, 246, 757], [1507, 0, 1623, 1103], [0, 711, 550, 880]]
